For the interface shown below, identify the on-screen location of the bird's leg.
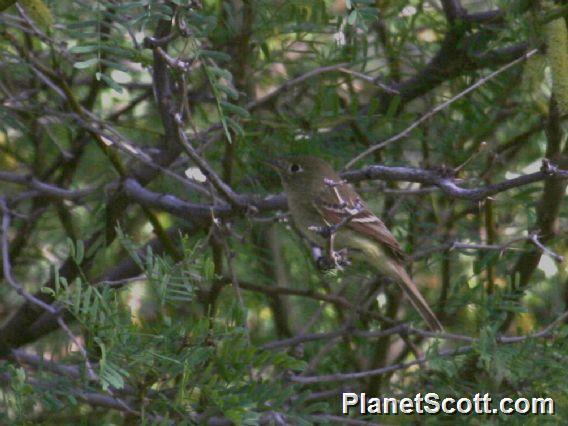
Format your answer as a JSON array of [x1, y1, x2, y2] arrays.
[[333, 248, 351, 268], [326, 234, 351, 268], [310, 227, 351, 270], [326, 232, 340, 268], [315, 248, 350, 271], [327, 231, 335, 260], [309, 202, 365, 270]]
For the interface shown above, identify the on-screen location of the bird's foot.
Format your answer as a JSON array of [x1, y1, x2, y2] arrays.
[[316, 248, 351, 271], [308, 224, 334, 239]]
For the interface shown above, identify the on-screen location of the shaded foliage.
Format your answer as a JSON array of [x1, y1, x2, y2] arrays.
[[0, 0, 567, 424]]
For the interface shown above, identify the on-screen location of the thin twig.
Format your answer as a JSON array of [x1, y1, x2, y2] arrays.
[[123, 161, 568, 226], [247, 63, 349, 111], [267, 309, 568, 351], [1, 199, 61, 314], [0, 171, 97, 200], [289, 310, 568, 383], [345, 49, 539, 168], [343, 159, 568, 201], [529, 232, 565, 263], [0, 198, 98, 380], [337, 66, 399, 94], [290, 346, 473, 383], [174, 114, 246, 209], [411, 237, 528, 260]]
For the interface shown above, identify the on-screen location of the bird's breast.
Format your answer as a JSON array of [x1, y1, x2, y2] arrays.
[[287, 194, 327, 246]]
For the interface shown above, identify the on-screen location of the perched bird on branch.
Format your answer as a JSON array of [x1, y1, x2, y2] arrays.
[[270, 155, 443, 331]]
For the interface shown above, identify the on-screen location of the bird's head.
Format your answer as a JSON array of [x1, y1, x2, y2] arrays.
[[267, 155, 340, 194]]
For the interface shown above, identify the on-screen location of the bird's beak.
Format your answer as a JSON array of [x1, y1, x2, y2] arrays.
[[263, 158, 287, 172]]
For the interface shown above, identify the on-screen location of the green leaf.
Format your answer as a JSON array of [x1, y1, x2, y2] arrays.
[[96, 72, 124, 93], [66, 238, 75, 259], [473, 251, 499, 274], [88, 292, 100, 323], [225, 117, 245, 136], [259, 42, 270, 60], [347, 10, 358, 25], [101, 363, 126, 390], [75, 240, 84, 264], [59, 276, 68, 291], [69, 45, 100, 54], [81, 285, 93, 316], [112, 1, 145, 11], [385, 95, 402, 118], [215, 82, 239, 100], [73, 278, 83, 313], [208, 66, 232, 80], [51, 270, 60, 296], [200, 49, 232, 62], [73, 58, 99, 69], [41, 287, 55, 296], [100, 59, 131, 73], [65, 20, 99, 29], [220, 101, 250, 118]]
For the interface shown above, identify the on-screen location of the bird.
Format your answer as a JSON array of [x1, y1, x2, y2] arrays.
[[269, 155, 443, 331]]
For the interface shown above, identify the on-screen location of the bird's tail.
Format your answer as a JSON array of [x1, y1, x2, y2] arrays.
[[389, 262, 444, 332]]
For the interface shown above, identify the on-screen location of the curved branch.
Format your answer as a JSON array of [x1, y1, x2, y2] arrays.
[[343, 160, 568, 201], [123, 161, 568, 223], [290, 310, 568, 384], [0, 172, 97, 200]]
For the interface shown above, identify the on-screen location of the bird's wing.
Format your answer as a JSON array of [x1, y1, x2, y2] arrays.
[[313, 180, 408, 262]]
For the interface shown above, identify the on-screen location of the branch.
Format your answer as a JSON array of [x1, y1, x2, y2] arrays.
[[123, 159, 568, 226], [529, 232, 565, 263], [8, 226, 190, 349], [284, 310, 568, 383], [501, 97, 568, 330], [343, 159, 568, 201], [0, 373, 141, 417], [1, 199, 60, 315], [290, 345, 473, 384], [0, 171, 97, 200], [246, 63, 349, 111], [336, 67, 399, 94], [410, 233, 567, 261], [1, 199, 97, 379], [0, 17, 187, 357], [346, 48, 538, 168], [173, 114, 247, 209], [440, 0, 466, 23]]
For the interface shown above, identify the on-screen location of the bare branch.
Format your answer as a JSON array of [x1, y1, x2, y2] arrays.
[[0, 373, 141, 417], [336, 67, 399, 94], [247, 63, 350, 111], [345, 49, 538, 168], [529, 232, 565, 263], [1, 199, 60, 315], [290, 346, 473, 384], [440, 0, 466, 23], [289, 310, 568, 383], [343, 159, 568, 201], [123, 160, 568, 226], [411, 236, 540, 260], [0, 171, 97, 200], [173, 114, 247, 209], [1, 198, 97, 379]]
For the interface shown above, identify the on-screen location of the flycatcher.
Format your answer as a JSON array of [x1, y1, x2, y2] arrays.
[[271, 155, 443, 331]]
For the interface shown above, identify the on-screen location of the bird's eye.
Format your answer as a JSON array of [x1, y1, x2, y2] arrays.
[[289, 163, 302, 173]]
